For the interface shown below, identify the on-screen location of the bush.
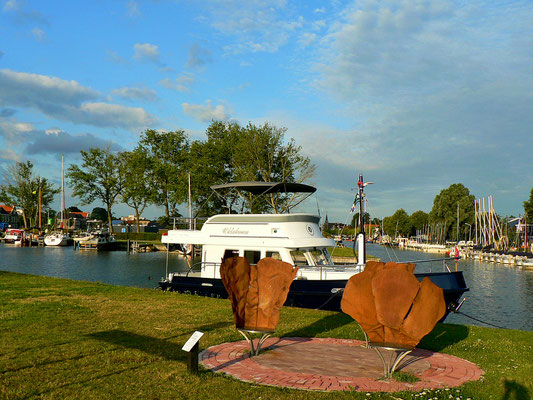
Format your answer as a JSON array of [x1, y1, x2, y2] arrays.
[[114, 232, 162, 241]]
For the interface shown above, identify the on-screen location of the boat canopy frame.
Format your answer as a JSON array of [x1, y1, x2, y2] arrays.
[[209, 181, 317, 214]]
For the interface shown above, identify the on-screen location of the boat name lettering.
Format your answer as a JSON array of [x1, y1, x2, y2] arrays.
[[223, 228, 250, 235]]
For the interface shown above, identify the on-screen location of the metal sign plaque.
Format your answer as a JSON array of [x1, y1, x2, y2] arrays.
[[182, 331, 204, 352]]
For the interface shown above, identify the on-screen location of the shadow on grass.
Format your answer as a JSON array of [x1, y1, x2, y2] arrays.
[[87, 330, 187, 362], [195, 321, 233, 332], [283, 312, 355, 337], [501, 379, 530, 400], [418, 323, 470, 352]]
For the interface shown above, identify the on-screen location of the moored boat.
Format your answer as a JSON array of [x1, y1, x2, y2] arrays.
[[44, 231, 72, 246], [76, 230, 116, 250], [159, 178, 469, 317]]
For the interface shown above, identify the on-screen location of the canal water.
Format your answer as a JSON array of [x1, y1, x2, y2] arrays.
[[1, 243, 532, 331]]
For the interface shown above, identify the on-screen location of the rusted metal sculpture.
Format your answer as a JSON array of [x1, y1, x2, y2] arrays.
[[341, 261, 446, 376], [220, 256, 298, 355]]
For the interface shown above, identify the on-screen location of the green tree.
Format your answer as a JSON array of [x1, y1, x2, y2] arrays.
[[383, 209, 411, 237], [189, 121, 316, 215], [429, 183, 475, 241], [90, 207, 108, 222], [189, 121, 241, 215], [138, 129, 190, 218], [524, 188, 533, 221], [66, 146, 123, 229], [233, 122, 316, 213], [409, 210, 428, 237], [119, 148, 156, 232], [0, 161, 58, 228]]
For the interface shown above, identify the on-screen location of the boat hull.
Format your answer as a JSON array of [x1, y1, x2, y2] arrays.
[[158, 271, 468, 319]]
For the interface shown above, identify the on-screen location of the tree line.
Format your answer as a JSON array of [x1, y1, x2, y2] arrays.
[[0, 121, 315, 231]]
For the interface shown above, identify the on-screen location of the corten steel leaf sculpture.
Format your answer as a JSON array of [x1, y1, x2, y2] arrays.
[[341, 261, 446, 348], [220, 256, 298, 331]]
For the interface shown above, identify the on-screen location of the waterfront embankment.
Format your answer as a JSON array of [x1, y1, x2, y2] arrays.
[[1, 271, 532, 399]]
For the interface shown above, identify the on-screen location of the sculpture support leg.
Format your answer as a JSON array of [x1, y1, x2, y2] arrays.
[[237, 329, 273, 357], [371, 345, 413, 378]]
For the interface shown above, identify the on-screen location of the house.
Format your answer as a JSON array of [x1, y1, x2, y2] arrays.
[[112, 216, 158, 233], [66, 211, 89, 230], [0, 205, 19, 230]]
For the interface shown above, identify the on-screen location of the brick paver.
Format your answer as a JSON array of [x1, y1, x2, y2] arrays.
[[199, 337, 483, 392]]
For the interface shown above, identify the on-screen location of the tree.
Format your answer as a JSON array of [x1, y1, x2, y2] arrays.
[[524, 188, 533, 221], [429, 183, 475, 241], [233, 122, 316, 213], [138, 129, 190, 218], [66, 146, 123, 229], [0, 161, 58, 228], [90, 207, 108, 222], [119, 148, 156, 232], [409, 210, 428, 237], [189, 121, 316, 215], [189, 121, 242, 215], [383, 209, 411, 237]]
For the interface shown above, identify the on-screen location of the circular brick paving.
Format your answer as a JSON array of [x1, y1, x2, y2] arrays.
[[200, 337, 483, 392]]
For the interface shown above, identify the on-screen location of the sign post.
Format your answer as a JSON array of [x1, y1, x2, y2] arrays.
[[182, 331, 204, 373]]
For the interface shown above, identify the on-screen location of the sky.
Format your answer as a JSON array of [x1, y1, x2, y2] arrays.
[[1, 0, 532, 223]]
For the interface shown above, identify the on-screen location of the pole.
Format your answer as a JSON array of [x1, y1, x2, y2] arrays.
[[356, 174, 366, 267], [38, 177, 42, 229], [456, 201, 459, 243]]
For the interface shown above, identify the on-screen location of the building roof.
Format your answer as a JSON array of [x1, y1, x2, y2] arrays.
[[70, 211, 89, 218], [0, 205, 14, 214]]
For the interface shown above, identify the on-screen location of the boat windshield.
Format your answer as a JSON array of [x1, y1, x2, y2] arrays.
[[290, 248, 333, 267]]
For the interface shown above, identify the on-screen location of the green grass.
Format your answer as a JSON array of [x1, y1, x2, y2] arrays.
[[1, 271, 531, 400]]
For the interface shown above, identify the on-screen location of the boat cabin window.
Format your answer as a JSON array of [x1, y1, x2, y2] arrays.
[[266, 251, 281, 260], [289, 249, 332, 266], [244, 250, 261, 265], [223, 249, 239, 260]]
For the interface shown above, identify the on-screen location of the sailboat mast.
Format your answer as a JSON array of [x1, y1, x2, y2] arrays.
[[61, 154, 65, 228], [188, 172, 192, 230]]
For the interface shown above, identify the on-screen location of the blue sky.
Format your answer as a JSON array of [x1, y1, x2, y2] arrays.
[[1, 0, 532, 222]]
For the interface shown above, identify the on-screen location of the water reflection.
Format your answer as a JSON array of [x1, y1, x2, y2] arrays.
[[366, 243, 533, 331], [0, 244, 190, 289], [1, 243, 531, 331]]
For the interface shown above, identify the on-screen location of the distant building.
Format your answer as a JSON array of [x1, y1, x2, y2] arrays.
[[64, 211, 88, 230], [112, 216, 158, 233], [0, 205, 19, 230]]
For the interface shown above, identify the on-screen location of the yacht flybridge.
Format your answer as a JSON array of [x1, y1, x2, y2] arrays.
[[159, 178, 468, 313]]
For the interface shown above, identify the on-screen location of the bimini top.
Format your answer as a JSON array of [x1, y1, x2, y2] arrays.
[[210, 181, 316, 195]]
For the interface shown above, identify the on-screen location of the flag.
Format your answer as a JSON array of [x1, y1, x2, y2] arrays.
[[350, 203, 356, 214]]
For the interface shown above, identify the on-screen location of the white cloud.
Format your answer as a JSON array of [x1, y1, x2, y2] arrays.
[[186, 43, 212, 68], [298, 32, 317, 47], [2, 0, 48, 25], [3, 0, 20, 12], [0, 69, 157, 129], [106, 49, 127, 64], [204, 1, 303, 54], [133, 43, 160, 63], [32, 27, 45, 41], [159, 73, 195, 92], [182, 100, 230, 123], [127, 1, 141, 17], [76, 102, 156, 128], [111, 86, 158, 102]]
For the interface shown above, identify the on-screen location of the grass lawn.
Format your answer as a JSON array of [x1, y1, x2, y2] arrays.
[[1, 271, 531, 400]]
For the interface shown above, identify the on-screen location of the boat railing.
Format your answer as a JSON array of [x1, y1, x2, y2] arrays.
[[404, 257, 458, 273], [170, 217, 208, 231]]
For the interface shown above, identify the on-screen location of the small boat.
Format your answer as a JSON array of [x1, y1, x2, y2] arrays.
[[76, 229, 116, 250], [159, 178, 469, 316], [2, 228, 23, 244], [44, 231, 72, 246]]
